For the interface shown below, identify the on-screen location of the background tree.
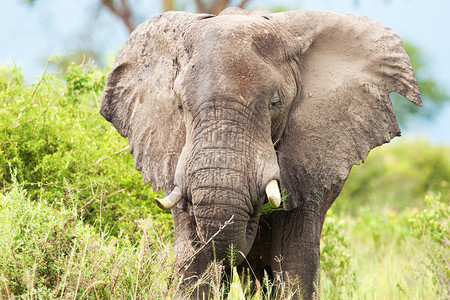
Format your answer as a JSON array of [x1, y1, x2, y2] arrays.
[[24, 0, 251, 34], [100, 0, 135, 33]]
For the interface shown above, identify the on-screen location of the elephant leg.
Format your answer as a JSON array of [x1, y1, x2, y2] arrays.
[[271, 206, 323, 299], [270, 183, 345, 299]]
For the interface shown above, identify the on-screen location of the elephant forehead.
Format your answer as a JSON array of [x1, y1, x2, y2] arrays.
[[202, 28, 283, 93], [211, 20, 287, 63], [178, 17, 289, 103], [216, 54, 272, 98]]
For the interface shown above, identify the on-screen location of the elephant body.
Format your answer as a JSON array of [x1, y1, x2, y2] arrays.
[[101, 7, 422, 299]]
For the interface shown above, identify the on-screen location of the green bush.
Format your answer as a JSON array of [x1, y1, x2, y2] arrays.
[[64, 62, 105, 104], [0, 62, 170, 239], [409, 194, 450, 298], [320, 209, 357, 298], [320, 199, 444, 299], [336, 141, 450, 214]]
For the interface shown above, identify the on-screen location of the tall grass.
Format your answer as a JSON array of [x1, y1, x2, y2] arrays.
[[321, 207, 439, 299], [0, 176, 178, 298], [2, 177, 447, 298]]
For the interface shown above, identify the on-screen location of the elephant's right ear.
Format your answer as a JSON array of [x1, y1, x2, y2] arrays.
[[100, 12, 209, 194], [270, 11, 422, 210]]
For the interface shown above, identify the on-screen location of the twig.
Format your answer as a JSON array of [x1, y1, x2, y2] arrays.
[[1, 273, 12, 299], [273, 138, 280, 147], [30, 56, 51, 103], [80, 188, 125, 211], [93, 146, 130, 166], [74, 240, 88, 299], [101, 0, 134, 33], [180, 215, 234, 270], [15, 55, 52, 125], [21, 182, 91, 191], [238, 0, 250, 8], [173, 274, 184, 298], [11, 56, 23, 86], [79, 280, 106, 299]]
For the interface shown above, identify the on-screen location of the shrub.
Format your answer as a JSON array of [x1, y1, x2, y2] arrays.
[[0, 62, 170, 240], [336, 141, 450, 214], [409, 194, 450, 298], [64, 62, 105, 104], [320, 209, 357, 298]]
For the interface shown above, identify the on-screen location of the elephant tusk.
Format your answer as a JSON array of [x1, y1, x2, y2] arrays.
[[265, 180, 281, 208], [155, 186, 183, 210]]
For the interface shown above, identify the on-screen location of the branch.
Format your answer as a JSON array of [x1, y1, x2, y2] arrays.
[[211, 0, 229, 15], [238, 0, 250, 8], [100, 0, 135, 33], [179, 215, 234, 270], [194, 0, 206, 13], [30, 55, 51, 103], [93, 145, 130, 166]]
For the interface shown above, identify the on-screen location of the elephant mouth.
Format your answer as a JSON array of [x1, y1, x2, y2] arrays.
[[154, 166, 281, 264]]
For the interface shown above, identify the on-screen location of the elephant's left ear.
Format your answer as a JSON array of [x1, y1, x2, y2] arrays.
[[270, 11, 422, 210], [100, 12, 212, 195]]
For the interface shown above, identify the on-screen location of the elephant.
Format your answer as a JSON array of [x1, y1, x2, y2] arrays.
[[100, 7, 422, 299]]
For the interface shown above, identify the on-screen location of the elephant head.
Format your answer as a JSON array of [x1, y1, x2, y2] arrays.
[[100, 7, 421, 296]]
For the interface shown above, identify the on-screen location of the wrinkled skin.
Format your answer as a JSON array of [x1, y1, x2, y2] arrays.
[[100, 7, 422, 299]]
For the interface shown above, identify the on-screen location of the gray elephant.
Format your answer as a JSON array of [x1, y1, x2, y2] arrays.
[[100, 7, 422, 299]]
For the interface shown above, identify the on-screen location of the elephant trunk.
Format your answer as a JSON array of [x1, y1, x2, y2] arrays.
[[177, 102, 280, 267], [187, 147, 260, 265]]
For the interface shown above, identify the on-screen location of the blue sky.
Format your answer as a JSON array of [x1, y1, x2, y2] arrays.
[[1, 0, 449, 144]]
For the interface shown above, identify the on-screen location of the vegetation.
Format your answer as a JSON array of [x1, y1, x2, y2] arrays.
[[1, 61, 449, 298], [0, 61, 170, 240], [0, 177, 177, 298], [336, 139, 450, 214]]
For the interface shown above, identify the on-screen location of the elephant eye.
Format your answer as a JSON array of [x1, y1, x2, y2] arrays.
[[269, 93, 281, 109]]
